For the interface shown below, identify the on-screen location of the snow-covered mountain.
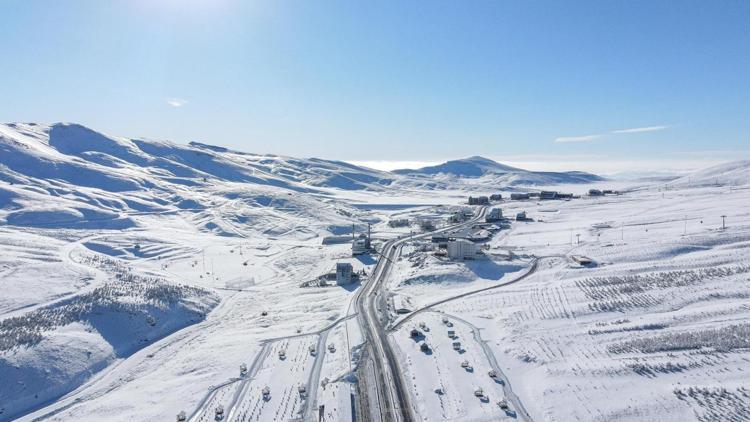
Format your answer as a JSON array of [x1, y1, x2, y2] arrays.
[[0, 122, 396, 193], [0, 123, 400, 232], [393, 155, 604, 185]]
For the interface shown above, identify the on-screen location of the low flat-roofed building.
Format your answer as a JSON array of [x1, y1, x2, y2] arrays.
[[468, 196, 490, 205], [540, 191, 558, 200]]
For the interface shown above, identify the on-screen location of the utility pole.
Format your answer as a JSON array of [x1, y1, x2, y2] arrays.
[[683, 215, 687, 236], [576, 233, 581, 244], [721, 215, 727, 230], [621, 223, 624, 241]]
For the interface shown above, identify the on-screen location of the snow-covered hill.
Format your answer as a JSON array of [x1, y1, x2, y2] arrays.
[[669, 160, 750, 187], [393, 155, 604, 185], [0, 123, 384, 419], [0, 123, 388, 231], [394, 156, 523, 177], [0, 122, 396, 193]]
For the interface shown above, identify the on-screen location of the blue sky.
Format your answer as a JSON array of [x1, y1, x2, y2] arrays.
[[2, 0, 749, 173]]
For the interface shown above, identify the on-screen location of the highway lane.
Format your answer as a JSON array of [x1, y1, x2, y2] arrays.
[[355, 206, 488, 422]]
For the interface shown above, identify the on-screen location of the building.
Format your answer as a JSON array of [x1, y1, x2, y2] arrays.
[[589, 189, 603, 196], [431, 234, 450, 245], [419, 219, 437, 231], [485, 208, 503, 222], [336, 262, 353, 285], [352, 234, 369, 255], [540, 191, 558, 200], [490, 193, 503, 201], [448, 212, 465, 224], [516, 211, 527, 221], [557, 193, 574, 199], [447, 239, 479, 260], [510, 193, 530, 200], [468, 196, 490, 205], [350, 223, 372, 255]]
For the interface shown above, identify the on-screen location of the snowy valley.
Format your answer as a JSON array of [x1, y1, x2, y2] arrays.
[[1, 123, 749, 422]]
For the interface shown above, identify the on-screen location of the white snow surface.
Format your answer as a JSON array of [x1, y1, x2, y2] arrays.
[[1, 122, 750, 421]]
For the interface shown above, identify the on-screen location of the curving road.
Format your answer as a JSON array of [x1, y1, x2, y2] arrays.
[[355, 206, 489, 422]]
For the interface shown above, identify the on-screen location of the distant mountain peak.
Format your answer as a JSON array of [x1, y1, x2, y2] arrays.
[[392, 156, 523, 177], [391, 155, 604, 184]]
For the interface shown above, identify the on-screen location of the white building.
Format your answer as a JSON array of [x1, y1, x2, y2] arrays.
[[336, 262, 353, 285], [447, 239, 479, 260], [352, 234, 368, 255]]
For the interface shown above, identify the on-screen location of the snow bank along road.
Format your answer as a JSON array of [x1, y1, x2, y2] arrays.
[[355, 206, 489, 422]]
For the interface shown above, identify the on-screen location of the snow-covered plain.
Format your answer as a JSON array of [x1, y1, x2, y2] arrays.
[[388, 184, 750, 421], [1, 122, 749, 422]]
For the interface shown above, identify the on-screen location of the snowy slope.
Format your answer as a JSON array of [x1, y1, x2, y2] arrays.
[[669, 160, 750, 187], [0, 123, 382, 420], [0, 123, 383, 232], [3, 121, 748, 422]]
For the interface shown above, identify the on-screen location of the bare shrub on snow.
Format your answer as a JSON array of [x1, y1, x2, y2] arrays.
[[609, 324, 750, 354], [674, 386, 750, 422], [575, 265, 750, 312]]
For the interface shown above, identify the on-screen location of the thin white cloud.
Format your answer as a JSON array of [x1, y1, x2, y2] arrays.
[[554, 124, 669, 144], [165, 98, 188, 108], [612, 125, 669, 134], [554, 134, 601, 143]]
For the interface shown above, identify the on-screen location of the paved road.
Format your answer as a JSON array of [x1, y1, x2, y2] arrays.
[[390, 256, 568, 332], [355, 206, 489, 422]]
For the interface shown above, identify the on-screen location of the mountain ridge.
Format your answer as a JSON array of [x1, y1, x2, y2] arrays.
[[393, 155, 605, 184]]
